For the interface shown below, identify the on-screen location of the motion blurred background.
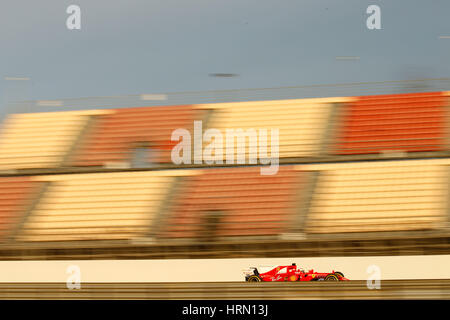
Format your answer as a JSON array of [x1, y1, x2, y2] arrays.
[[0, 0, 450, 299]]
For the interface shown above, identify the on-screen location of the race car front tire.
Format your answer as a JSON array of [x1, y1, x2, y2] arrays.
[[325, 274, 339, 281]]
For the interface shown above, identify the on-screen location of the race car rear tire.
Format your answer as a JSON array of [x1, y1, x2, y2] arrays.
[[247, 275, 261, 282], [247, 275, 262, 282], [325, 274, 339, 281], [334, 272, 345, 278]]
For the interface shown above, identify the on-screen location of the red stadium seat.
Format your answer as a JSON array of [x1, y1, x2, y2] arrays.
[[72, 105, 203, 166], [335, 92, 447, 154], [0, 177, 41, 241], [160, 166, 303, 239]]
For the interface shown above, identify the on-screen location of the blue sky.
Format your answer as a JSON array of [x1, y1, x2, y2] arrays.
[[1, 0, 450, 118]]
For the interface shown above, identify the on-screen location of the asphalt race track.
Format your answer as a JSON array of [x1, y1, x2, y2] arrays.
[[0, 280, 449, 299]]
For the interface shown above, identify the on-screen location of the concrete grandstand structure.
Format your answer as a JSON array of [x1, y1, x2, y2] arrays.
[[0, 91, 449, 260]]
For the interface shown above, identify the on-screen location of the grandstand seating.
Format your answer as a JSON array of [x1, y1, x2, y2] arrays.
[[302, 159, 450, 233], [160, 166, 302, 239], [72, 105, 202, 167], [16, 170, 197, 242], [0, 110, 112, 170], [0, 93, 447, 171], [0, 177, 41, 241], [11, 159, 448, 242], [335, 91, 448, 154], [198, 97, 353, 161], [0, 92, 449, 244]]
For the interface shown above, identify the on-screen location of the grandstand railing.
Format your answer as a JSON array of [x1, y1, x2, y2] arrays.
[[0, 230, 449, 260], [5, 78, 450, 114]]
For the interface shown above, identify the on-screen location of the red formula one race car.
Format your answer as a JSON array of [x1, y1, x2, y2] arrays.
[[244, 263, 349, 282]]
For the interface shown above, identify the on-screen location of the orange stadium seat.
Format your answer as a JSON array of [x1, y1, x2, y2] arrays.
[[72, 105, 203, 166], [0, 177, 42, 241], [335, 92, 448, 154], [160, 166, 303, 239]]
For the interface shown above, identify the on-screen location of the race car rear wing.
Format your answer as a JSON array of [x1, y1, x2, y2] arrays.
[[242, 267, 259, 276]]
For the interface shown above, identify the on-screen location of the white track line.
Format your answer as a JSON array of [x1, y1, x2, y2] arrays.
[[0, 255, 449, 282]]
